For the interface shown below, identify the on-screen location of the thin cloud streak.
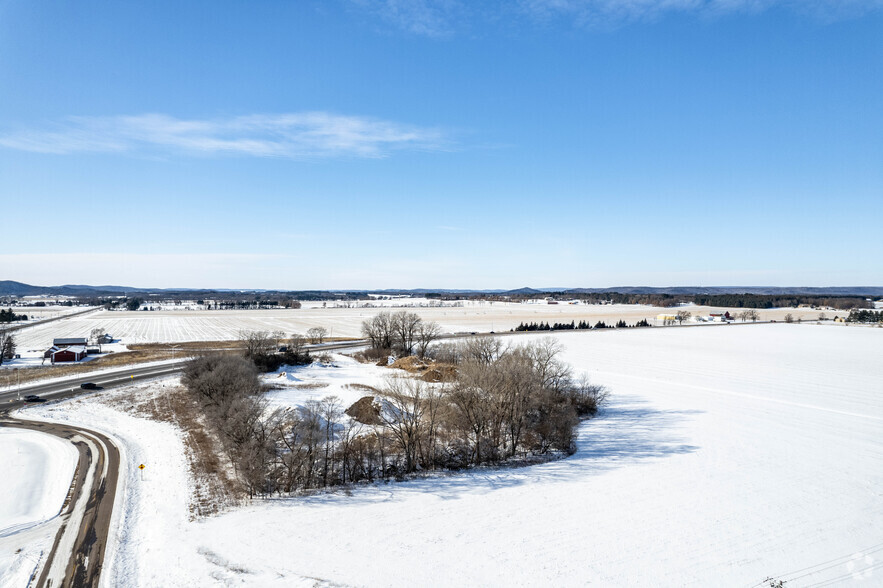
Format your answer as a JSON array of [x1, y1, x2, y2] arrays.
[[353, 0, 883, 36], [351, 0, 466, 36], [518, 0, 883, 25], [0, 112, 451, 159]]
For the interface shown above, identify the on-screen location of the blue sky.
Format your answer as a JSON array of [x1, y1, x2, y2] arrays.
[[1, 0, 881, 289]]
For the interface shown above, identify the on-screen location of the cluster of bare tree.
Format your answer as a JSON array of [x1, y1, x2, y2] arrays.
[[737, 309, 760, 322], [185, 337, 607, 498], [361, 311, 442, 357], [182, 354, 268, 496], [239, 330, 311, 372], [306, 327, 328, 344]]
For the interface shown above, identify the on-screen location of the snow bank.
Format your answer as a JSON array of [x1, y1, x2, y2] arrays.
[[0, 429, 77, 536], [0, 428, 78, 587]]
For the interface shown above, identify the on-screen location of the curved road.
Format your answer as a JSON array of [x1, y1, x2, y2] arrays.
[[1, 333, 576, 584], [0, 339, 370, 586], [0, 419, 119, 588]]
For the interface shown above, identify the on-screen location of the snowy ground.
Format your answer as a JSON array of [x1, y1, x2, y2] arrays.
[[10, 303, 839, 348], [0, 428, 78, 587], [263, 354, 392, 410], [8, 323, 883, 586]]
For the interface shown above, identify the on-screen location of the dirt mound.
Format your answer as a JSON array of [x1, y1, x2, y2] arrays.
[[385, 355, 458, 382], [345, 396, 382, 425], [389, 356, 429, 372], [420, 365, 458, 383]]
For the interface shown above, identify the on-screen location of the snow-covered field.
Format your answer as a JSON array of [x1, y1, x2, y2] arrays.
[[10, 303, 836, 348], [0, 428, 78, 587], [9, 323, 883, 586], [2, 306, 86, 321]]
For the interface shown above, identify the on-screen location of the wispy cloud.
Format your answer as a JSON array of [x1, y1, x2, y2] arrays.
[[351, 0, 467, 36], [0, 112, 450, 159], [350, 0, 883, 35], [517, 0, 883, 26]]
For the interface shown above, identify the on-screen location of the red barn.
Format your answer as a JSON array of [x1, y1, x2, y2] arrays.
[[50, 345, 87, 363]]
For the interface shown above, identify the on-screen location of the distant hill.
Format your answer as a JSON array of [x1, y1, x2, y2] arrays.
[[0, 281, 139, 296], [561, 286, 883, 297], [1, 280, 881, 298], [0, 280, 53, 296]]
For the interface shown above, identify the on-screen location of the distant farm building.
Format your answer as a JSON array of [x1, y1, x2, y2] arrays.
[[97, 334, 113, 344], [709, 312, 732, 322], [657, 314, 677, 325], [53, 337, 88, 348]]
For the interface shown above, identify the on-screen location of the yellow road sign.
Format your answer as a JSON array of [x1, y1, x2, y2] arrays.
[[138, 464, 145, 470]]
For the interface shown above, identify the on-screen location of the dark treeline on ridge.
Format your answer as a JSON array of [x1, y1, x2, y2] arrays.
[[514, 319, 651, 331]]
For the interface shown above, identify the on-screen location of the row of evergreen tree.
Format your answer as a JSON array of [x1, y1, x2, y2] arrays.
[[846, 310, 883, 324], [0, 308, 28, 323], [513, 319, 651, 332]]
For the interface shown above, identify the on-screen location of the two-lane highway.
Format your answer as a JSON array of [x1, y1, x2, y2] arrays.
[[1, 361, 189, 411]]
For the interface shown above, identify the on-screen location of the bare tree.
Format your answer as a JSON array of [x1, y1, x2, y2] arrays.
[[91, 327, 106, 352], [746, 309, 759, 322], [392, 311, 421, 356], [675, 310, 692, 325], [497, 349, 542, 457], [377, 377, 429, 473], [461, 336, 504, 366], [362, 312, 395, 350], [240, 330, 276, 359], [288, 333, 308, 355], [416, 385, 443, 469], [307, 326, 328, 345], [0, 329, 14, 366], [784, 313, 794, 323], [415, 320, 442, 358], [319, 396, 342, 486], [568, 374, 609, 416], [818, 312, 827, 321], [524, 338, 570, 392]]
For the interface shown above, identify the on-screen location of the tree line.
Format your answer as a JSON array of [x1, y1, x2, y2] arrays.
[[514, 319, 651, 331], [0, 308, 28, 323], [846, 309, 883, 324], [498, 292, 872, 310], [183, 337, 607, 498]]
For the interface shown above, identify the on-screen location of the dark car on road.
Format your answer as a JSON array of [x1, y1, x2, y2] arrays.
[[24, 395, 44, 402], [80, 382, 98, 390]]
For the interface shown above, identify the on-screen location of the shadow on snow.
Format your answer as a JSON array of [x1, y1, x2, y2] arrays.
[[260, 393, 701, 510]]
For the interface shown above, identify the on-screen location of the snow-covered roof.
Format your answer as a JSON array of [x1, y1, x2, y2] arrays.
[[53, 337, 88, 346], [53, 345, 86, 354]]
